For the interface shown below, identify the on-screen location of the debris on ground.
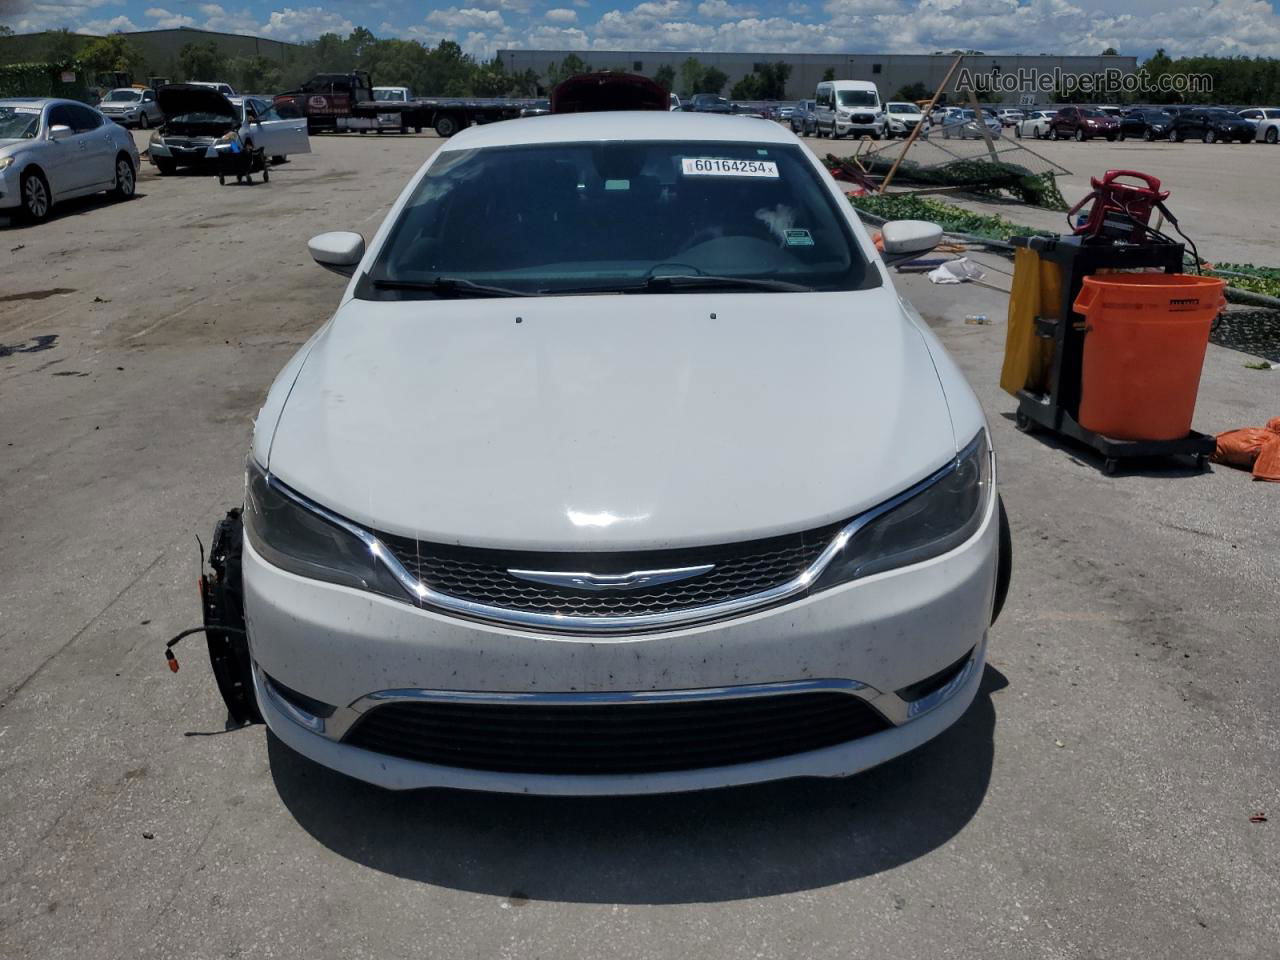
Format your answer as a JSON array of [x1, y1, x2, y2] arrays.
[[965, 314, 992, 325], [928, 258, 987, 285], [1250, 813, 1268, 823], [1211, 418, 1280, 481], [852, 193, 1051, 244]]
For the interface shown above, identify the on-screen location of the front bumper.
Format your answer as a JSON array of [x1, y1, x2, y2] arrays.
[[148, 140, 218, 164], [0, 164, 19, 209], [242, 488, 999, 794]]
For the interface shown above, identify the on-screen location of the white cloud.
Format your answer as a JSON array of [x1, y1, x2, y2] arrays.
[[426, 6, 505, 29], [545, 7, 578, 23], [144, 6, 195, 28], [259, 6, 356, 39], [79, 14, 137, 33], [697, 0, 757, 18]]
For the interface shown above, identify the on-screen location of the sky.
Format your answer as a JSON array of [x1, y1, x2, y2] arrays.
[[3, 0, 1280, 61]]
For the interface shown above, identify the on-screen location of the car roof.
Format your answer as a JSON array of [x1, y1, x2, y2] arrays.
[[441, 111, 800, 152]]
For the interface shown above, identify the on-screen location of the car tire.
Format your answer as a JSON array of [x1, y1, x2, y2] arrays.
[[1143, 129, 1153, 141], [1268, 128, 1278, 144], [138, 113, 149, 130], [153, 157, 176, 175], [1204, 130, 1215, 143], [112, 154, 135, 200], [1075, 128, 1086, 141], [991, 496, 1013, 626], [271, 155, 286, 165], [1014, 125, 1022, 138], [434, 113, 460, 138], [1173, 129, 1183, 142], [18, 168, 51, 222], [1118, 130, 1126, 141]]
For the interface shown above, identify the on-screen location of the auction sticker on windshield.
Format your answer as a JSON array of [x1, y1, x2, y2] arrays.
[[11, 106, 41, 114], [681, 157, 779, 178]]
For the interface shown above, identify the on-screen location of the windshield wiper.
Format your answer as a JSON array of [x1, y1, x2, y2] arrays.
[[550, 275, 812, 295], [372, 277, 533, 298]]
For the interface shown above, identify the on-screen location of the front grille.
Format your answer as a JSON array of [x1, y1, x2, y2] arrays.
[[343, 692, 892, 774], [378, 522, 840, 619]]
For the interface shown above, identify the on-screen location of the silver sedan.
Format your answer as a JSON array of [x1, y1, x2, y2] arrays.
[[0, 98, 140, 222]]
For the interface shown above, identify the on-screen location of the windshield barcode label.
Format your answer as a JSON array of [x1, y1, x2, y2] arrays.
[[681, 158, 779, 178]]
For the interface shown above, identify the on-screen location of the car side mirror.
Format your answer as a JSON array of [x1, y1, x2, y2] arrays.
[[48, 124, 72, 141], [880, 220, 943, 262], [308, 231, 365, 276]]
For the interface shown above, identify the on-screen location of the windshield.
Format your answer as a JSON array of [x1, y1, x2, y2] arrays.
[[1146, 110, 1172, 121], [0, 105, 40, 139], [106, 89, 141, 102], [1081, 108, 1105, 117], [374, 89, 406, 101], [836, 90, 877, 107], [887, 104, 918, 114], [362, 140, 873, 299]]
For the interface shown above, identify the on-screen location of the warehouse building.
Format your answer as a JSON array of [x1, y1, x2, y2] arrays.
[[498, 50, 1139, 104]]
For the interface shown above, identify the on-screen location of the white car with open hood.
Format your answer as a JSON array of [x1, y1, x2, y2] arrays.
[[147, 83, 309, 173], [210, 112, 1010, 794]]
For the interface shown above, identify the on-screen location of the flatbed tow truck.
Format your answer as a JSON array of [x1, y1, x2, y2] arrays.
[[275, 71, 536, 137]]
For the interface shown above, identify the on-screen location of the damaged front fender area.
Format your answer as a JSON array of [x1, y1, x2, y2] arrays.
[[201, 508, 263, 726]]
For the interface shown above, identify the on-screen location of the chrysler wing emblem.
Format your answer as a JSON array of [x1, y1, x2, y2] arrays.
[[508, 564, 715, 592]]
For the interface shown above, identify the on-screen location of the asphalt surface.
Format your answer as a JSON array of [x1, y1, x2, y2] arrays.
[[1, 128, 1278, 959]]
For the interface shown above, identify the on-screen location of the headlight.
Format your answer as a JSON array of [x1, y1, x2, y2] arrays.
[[811, 430, 992, 589], [244, 460, 411, 599], [148, 129, 163, 146], [0, 156, 13, 171]]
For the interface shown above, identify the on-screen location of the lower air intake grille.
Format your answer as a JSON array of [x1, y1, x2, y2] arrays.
[[343, 692, 892, 775]]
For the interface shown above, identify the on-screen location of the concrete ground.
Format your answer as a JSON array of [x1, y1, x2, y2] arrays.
[[1, 128, 1278, 960]]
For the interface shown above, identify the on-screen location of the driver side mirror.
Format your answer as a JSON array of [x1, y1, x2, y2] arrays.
[[880, 220, 943, 263], [48, 124, 72, 141], [309, 232, 365, 276]]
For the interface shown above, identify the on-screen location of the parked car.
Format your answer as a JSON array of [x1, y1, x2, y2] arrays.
[[668, 92, 681, 111], [1169, 107, 1254, 143], [813, 79, 885, 139], [1050, 106, 1119, 141], [1015, 109, 1056, 139], [0, 98, 139, 222], [884, 101, 924, 138], [775, 104, 795, 121], [519, 99, 551, 118], [790, 98, 817, 135], [689, 94, 732, 113], [993, 107, 1024, 127], [941, 108, 1002, 140], [1238, 106, 1280, 144], [223, 112, 1010, 794], [97, 87, 164, 129], [187, 80, 236, 97], [148, 84, 311, 174], [1118, 108, 1174, 141]]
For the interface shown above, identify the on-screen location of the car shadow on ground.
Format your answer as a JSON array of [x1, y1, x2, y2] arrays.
[[0, 191, 148, 229], [268, 665, 1006, 904]]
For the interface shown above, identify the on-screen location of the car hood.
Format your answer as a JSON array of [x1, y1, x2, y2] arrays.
[[157, 84, 237, 124], [266, 288, 959, 550]]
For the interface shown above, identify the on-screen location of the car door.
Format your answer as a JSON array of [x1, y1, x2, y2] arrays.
[[255, 100, 311, 157], [41, 104, 95, 195], [141, 89, 162, 125], [72, 104, 117, 187]]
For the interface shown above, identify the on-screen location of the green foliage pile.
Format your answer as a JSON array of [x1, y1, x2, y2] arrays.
[[826, 155, 1067, 210], [1208, 264, 1280, 300], [850, 194, 1052, 242]]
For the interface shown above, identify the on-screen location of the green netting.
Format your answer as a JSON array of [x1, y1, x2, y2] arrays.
[[849, 193, 1052, 242]]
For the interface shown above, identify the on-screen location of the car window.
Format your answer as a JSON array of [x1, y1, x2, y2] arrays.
[[836, 90, 876, 107], [143, 90, 155, 102], [273, 99, 303, 120], [105, 90, 141, 102], [67, 104, 102, 131], [1265, 109, 1280, 119], [363, 140, 876, 299], [0, 104, 42, 139], [47, 104, 76, 130]]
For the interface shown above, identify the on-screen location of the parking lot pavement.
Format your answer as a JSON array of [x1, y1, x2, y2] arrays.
[[2, 131, 1279, 959]]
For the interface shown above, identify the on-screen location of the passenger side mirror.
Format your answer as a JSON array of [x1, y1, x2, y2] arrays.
[[880, 220, 943, 262], [48, 124, 72, 141], [308, 231, 365, 276]]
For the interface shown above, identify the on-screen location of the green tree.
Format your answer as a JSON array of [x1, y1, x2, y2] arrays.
[[821, 66, 836, 82], [699, 66, 728, 95], [510, 68, 541, 96], [893, 81, 930, 102], [80, 34, 145, 79], [472, 57, 509, 96], [178, 41, 226, 82], [653, 63, 675, 92], [227, 55, 282, 93], [730, 74, 761, 100], [677, 57, 704, 96], [546, 52, 590, 88], [1101, 47, 1119, 56]]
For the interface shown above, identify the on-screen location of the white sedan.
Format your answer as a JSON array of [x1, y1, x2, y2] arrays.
[[1239, 107, 1280, 144], [1015, 110, 1056, 139], [192, 112, 1010, 794], [0, 98, 139, 222], [148, 84, 310, 173]]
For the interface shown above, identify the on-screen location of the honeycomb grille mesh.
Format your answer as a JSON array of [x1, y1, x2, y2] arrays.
[[378, 523, 840, 619]]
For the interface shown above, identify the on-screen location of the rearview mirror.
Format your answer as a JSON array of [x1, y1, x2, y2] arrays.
[[880, 220, 943, 261], [48, 124, 72, 141], [308, 232, 365, 276]]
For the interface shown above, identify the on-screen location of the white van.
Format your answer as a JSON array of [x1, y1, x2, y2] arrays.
[[813, 80, 886, 140]]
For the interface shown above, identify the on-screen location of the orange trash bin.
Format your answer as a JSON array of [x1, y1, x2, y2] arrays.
[[1072, 274, 1226, 441]]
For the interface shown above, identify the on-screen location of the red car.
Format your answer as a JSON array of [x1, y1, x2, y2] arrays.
[[1050, 106, 1119, 141]]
